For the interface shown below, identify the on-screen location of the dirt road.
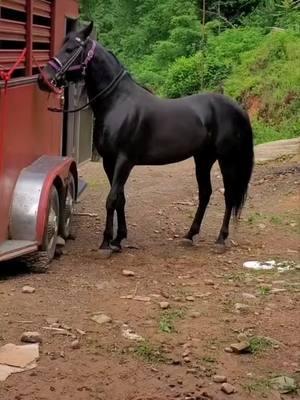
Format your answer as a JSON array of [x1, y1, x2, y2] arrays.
[[0, 153, 299, 400]]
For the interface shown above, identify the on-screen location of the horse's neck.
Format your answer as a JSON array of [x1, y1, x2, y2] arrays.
[[85, 46, 119, 97], [85, 45, 154, 116]]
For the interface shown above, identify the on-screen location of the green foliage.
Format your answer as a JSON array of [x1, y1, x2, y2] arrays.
[[80, 0, 300, 144], [163, 27, 264, 97], [163, 53, 204, 98], [225, 30, 300, 143]]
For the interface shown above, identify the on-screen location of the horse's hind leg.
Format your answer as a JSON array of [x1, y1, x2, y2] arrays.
[[184, 155, 216, 241], [216, 158, 234, 246]]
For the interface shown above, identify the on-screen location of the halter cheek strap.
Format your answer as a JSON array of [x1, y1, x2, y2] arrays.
[[83, 40, 96, 70], [48, 40, 96, 77]]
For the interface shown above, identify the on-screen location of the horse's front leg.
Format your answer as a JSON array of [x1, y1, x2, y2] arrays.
[[100, 157, 115, 250], [100, 153, 133, 251], [110, 189, 127, 251]]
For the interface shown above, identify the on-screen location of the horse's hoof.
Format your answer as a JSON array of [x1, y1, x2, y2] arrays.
[[179, 238, 194, 247], [123, 240, 140, 250], [96, 249, 113, 259], [109, 243, 122, 253], [213, 243, 226, 254]]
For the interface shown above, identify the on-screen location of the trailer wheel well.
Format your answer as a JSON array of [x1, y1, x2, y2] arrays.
[[69, 162, 78, 199], [52, 175, 64, 212]]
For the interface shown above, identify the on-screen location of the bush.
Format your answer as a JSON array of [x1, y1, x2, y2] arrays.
[[225, 30, 300, 143], [162, 26, 264, 97], [162, 53, 204, 98]]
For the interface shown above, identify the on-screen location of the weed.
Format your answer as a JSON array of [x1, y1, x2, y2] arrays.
[[269, 215, 283, 225], [259, 286, 271, 296], [249, 336, 274, 354], [247, 212, 263, 224], [134, 341, 167, 363], [159, 309, 185, 333], [243, 377, 272, 395], [225, 271, 247, 283], [202, 355, 216, 364]]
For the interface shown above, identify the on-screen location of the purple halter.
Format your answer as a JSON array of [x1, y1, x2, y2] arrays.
[[48, 39, 96, 82]]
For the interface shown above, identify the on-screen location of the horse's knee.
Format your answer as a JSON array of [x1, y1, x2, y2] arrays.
[[116, 193, 126, 209], [106, 192, 118, 211]]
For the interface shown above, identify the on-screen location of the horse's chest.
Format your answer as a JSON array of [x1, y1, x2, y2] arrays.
[[93, 125, 115, 157]]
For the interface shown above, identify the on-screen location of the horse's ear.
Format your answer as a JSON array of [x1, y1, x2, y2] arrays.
[[79, 21, 94, 39]]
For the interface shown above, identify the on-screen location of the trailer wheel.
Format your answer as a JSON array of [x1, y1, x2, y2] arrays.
[[42, 185, 60, 260], [24, 251, 51, 273], [61, 174, 76, 239]]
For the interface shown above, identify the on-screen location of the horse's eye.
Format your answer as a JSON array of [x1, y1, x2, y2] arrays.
[[66, 47, 73, 54]]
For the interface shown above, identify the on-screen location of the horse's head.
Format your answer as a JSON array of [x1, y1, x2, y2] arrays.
[[38, 21, 94, 93]]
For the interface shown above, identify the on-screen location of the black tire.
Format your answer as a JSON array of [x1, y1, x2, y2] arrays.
[[61, 174, 76, 239], [41, 186, 60, 260], [24, 251, 51, 273]]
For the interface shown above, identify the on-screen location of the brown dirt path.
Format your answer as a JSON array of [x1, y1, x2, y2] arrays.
[[0, 155, 299, 400]]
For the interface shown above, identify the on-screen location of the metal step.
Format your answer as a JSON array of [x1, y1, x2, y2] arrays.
[[0, 240, 38, 262]]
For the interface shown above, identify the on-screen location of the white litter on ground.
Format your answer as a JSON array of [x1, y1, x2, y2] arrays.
[[121, 324, 144, 342], [243, 260, 296, 272], [243, 260, 276, 270], [0, 343, 39, 381]]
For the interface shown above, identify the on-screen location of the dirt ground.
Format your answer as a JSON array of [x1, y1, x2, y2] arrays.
[[0, 155, 299, 400]]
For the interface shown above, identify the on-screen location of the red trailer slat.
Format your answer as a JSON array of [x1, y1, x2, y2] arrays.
[[33, 0, 52, 18], [0, 50, 26, 69], [32, 24, 51, 42], [32, 49, 50, 64], [0, 19, 26, 42], [0, 0, 26, 13]]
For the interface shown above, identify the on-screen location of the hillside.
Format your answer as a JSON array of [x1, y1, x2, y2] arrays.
[[80, 0, 300, 144]]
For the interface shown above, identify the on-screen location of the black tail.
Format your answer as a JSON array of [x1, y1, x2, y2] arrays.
[[232, 113, 254, 217], [216, 109, 254, 218]]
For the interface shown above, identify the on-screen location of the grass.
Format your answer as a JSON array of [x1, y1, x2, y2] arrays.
[[244, 375, 298, 395], [246, 212, 263, 225], [201, 355, 217, 364], [134, 341, 167, 363], [159, 309, 185, 333], [224, 271, 248, 283], [246, 211, 300, 235], [248, 336, 275, 354], [259, 286, 272, 296], [243, 377, 273, 396]]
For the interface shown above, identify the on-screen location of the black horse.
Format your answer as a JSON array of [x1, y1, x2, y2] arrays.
[[38, 22, 254, 253]]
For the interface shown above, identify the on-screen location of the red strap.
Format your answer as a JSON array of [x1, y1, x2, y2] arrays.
[[0, 48, 27, 175], [0, 48, 27, 82]]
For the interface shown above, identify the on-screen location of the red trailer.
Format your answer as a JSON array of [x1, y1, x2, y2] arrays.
[[0, 1, 93, 270]]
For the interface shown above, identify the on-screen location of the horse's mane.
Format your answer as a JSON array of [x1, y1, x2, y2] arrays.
[[107, 50, 154, 94]]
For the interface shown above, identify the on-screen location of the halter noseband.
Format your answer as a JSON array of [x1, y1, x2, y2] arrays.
[[48, 38, 96, 85], [46, 39, 127, 113]]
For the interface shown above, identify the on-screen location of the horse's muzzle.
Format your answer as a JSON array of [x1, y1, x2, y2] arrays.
[[38, 72, 53, 92], [37, 72, 64, 94]]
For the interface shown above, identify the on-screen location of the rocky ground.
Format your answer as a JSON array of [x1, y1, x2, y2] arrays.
[[0, 151, 299, 400]]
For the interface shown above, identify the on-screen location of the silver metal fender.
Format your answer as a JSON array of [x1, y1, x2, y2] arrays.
[[9, 155, 76, 243]]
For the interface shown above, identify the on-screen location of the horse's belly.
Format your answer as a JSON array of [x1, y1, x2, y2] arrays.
[[139, 130, 207, 165]]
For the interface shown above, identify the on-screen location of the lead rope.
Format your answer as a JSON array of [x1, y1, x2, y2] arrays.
[[48, 69, 127, 114]]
